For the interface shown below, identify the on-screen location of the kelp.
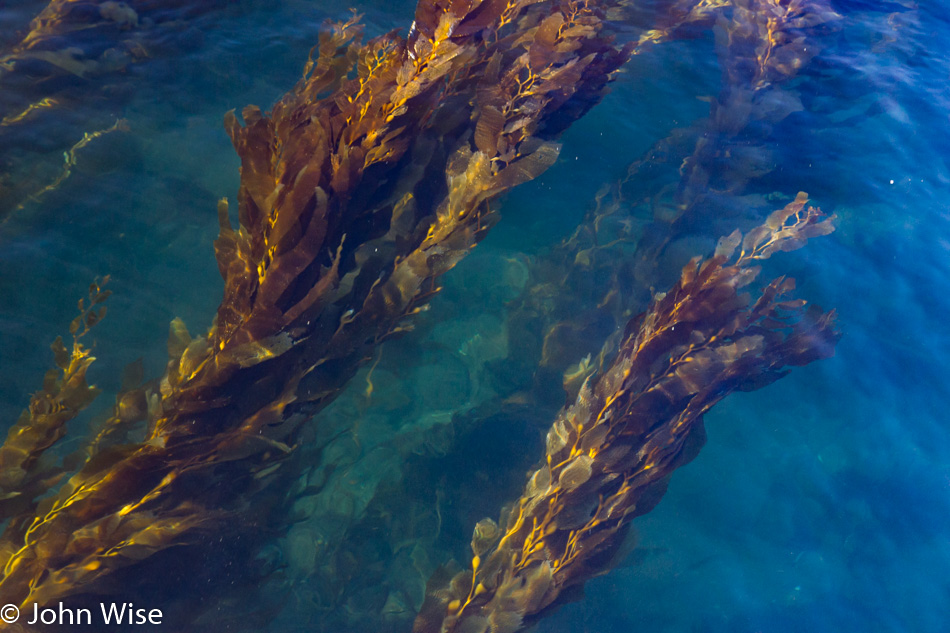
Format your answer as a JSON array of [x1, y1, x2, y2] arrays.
[[0, 0, 634, 618], [492, 0, 840, 397], [630, 0, 841, 287], [188, 2, 850, 627], [5, 118, 130, 214], [0, 279, 109, 527], [0, 0, 230, 220], [0, 0, 844, 630], [414, 195, 838, 633], [0, 0, 149, 82]]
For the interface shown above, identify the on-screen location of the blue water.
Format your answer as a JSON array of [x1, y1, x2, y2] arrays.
[[1, 1, 949, 632]]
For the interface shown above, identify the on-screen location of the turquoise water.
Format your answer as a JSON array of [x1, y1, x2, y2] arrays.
[[1, 1, 948, 632]]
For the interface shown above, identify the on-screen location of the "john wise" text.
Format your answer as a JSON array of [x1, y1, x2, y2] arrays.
[[27, 602, 163, 625]]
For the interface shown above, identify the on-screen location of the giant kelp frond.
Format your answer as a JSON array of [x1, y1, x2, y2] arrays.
[[0, 279, 109, 557], [638, 0, 839, 50], [151, 0, 634, 450], [643, 0, 841, 244], [414, 195, 838, 633], [494, 0, 840, 395], [719, 0, 841, 91], [1, 0, 142, 75], [0, 0, 634, 615]]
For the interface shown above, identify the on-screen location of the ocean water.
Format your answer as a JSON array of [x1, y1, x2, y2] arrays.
[[1, 1, 948, 633]]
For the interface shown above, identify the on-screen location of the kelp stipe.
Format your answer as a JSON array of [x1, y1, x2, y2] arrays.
[[414, 195, 838, 633]]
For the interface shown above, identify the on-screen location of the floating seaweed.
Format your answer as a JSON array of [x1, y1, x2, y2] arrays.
[[630, 0, 841, 286], [0, 0, 843, 631], [0, 0, 634, 622], [0, 278, 109, 529], [489, 0, 841, 408], [414, 195, 838, 633]]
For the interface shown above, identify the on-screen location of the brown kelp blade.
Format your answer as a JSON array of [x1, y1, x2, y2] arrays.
[[414, 197, 838, 633]]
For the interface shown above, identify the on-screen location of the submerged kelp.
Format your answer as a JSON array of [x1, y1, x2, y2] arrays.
[[413, 196, 838, 633], [0, 0, 232, 219], [504, 0, 842, 389], [631, 0, 841, 287], [235, 2, 849, 626], [0, 279, 109, 524], [0, 0, 633, 622], [0, 0, 843, 631]]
